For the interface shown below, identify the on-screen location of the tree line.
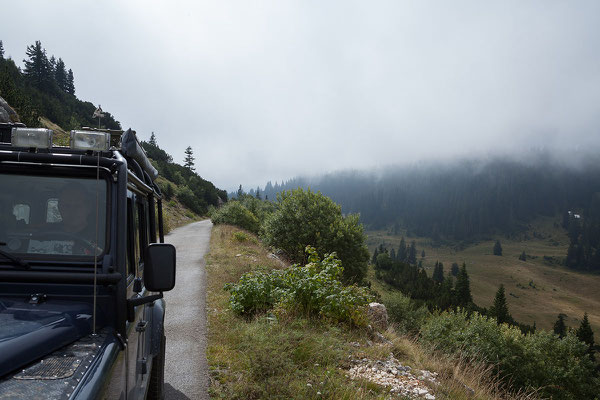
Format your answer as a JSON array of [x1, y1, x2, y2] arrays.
[[256, 158, 600, 270], [0, 39, 120, 129], [259, 158, 600, 240]]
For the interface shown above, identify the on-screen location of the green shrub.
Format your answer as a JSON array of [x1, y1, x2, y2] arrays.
[[262, 188, 369, 284], [232, 231, 248, 242], [211, 201, 260, 233], [385, 293, 430, 334], [176, 185, 207, 215], [224, 247, 373, 325], [420, 309, 599, 399], [157, 180, 174, 200], [237, 195, 275, 225]]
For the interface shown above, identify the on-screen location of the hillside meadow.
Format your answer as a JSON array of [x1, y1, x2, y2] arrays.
[[367, 215, 600, 333], [206, 224, 533, 399]]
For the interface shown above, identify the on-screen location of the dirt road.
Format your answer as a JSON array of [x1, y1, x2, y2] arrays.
[[163, 220, 212, 400]]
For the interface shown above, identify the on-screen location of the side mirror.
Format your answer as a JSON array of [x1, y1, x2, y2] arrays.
[[144, 243, 176, 292]]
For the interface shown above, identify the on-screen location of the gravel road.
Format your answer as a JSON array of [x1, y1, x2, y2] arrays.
[[163, 220, 212, 400]]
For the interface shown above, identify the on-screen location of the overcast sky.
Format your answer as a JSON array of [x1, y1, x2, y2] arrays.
[[3, 1, 600, 190]]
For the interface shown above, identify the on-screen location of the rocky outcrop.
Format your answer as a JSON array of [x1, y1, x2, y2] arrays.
[[0, 96, 19, 123], [367, 302, 389, 331]]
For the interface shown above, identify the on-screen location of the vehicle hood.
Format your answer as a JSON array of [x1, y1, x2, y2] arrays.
[[0, 297, 97, 377]]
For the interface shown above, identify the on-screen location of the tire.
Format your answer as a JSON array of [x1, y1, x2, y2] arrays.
[[147, 334, 165, 400]]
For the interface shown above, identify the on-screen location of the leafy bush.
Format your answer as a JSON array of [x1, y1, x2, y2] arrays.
[[237, 195, 275, 225], [385, 293, 430, 334], [420, 309, 599, 399], [211, 201, 260, 233], [224, 247, 373, 325], [232, 231, 249, 242], [176, 185, 206, 215], [262, 188, 369, 284], [157, 180, 174, 200]]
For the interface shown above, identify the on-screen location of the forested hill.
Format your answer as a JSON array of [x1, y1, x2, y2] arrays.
[[256, 156, 600, 243], [0, 39, 227, 216], [0, 40, 120, 129]]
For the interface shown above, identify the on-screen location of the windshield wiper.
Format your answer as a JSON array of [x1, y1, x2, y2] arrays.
[[0, 243, 30, 269]]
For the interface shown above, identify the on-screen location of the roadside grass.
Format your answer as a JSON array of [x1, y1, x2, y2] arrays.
[[206, 225, 534, 400], [367, 215, 600, 332]]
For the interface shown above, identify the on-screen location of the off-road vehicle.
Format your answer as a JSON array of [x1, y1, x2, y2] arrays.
[[0, 123, 176, 399]]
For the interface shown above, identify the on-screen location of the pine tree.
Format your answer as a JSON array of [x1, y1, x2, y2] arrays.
[[519, 251, 527, 261], [421, 249, 425, 258], [408, 241, 417, 264], [372, 247, 379, 264], [48, 55, 56, 75], [184, 146, 195, 171], [493, 240, 503, 256], [455, 263, 473, 306], [576, 313, 595, 360], [553, 314, 567, 338], [0, 40, 4, 59], [432, 262, 444, 283], [23, 41, 52, 90], [255, 187, 261, 200], [237, 185, 243, 198], [390, 248, 396, 260], [54, 58, 67, 92], [398, 237, 407, 261], [489, 284, 511, 324], [149, 132, 157, 146], [66, 68, 75, 95], [451, 262, 459, 276]]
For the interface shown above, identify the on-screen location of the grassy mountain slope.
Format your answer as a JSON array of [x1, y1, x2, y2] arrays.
[[207, 224, 531, 399], [367, 215, 600, 333]]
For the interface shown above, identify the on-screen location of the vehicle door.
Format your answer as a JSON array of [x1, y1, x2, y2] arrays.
[[125, 191, 153, 399]]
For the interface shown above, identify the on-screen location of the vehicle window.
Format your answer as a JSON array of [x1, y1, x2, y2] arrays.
[[137, 203, 147, 263], [46, 199, 62, 223], [13, 204, 30, 224], [126, 197, 136, 276], [0, 173, 108, 258]]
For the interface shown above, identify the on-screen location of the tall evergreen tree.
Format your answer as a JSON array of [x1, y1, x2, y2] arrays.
[[54, 58, 67, 92], [237, 185, 243, 198], [149, 132, 157, 146], [519, 251, 527, 261], [184, 146, 195, 171], [489, 284, 511, 324], [255, 187, 261, 200], [0, 40, 4, 59], [23, 40, 52, 90], [455, 263, 473, 306], [451, 262, 459, 276], [397, 237, 407, 261], [408, 241, 417, 264], [432, 261, 444, 283], [66, 68, 75, 95], [390, 248, 396, 260], [553, 314, 567, 338], [576, 313, 595, 360], [421, 249, 425, 258], [493, 240, 503, 256], [372, 247, 379, 264], [48, 55, 56, 75]]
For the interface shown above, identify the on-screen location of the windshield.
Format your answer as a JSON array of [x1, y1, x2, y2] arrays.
[[0, 173, 108, 259]]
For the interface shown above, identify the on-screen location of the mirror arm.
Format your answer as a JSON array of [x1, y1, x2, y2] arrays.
[[127, 293, 163, 322]]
